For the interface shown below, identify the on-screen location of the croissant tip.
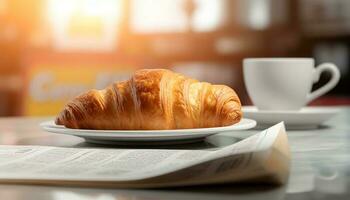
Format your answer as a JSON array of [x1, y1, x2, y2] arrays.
[[55, 117, 62, 125]]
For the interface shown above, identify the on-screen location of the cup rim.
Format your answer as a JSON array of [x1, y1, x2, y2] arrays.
[[244, 58, 314, 62]]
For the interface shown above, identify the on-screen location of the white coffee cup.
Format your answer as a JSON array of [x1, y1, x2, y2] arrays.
[[243, 58, 340, 110]]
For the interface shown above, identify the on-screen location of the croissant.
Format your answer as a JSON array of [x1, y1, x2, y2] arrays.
[[55, 69, 242, 130]]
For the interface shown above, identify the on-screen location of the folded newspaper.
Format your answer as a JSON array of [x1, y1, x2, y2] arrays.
[[0, 122, 290, 188]]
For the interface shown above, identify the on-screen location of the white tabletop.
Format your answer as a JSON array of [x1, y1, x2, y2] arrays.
[[0, 106, 349, 200]]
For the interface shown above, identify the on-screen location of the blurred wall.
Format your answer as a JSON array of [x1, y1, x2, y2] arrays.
[[0, 0, 349, 116]]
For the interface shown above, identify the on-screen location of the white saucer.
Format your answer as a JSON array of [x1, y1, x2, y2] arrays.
[[243, 106, 339, 129], [40, 118, 256, 145]]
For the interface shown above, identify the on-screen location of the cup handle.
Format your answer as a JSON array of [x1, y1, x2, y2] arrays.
[[307, 63, 340, 103]]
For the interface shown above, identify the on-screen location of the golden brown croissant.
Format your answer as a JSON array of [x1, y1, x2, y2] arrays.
[[55, 69, 242, 130]]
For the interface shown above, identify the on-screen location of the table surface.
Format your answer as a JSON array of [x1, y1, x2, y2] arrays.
[[0, 107, 349, 200]]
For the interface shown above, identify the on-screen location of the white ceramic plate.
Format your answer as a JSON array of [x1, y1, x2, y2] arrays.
[[40, 118, 256, 145], [243, 106, 339, 129]]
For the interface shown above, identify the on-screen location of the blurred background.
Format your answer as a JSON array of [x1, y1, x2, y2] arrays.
[[0, 0, 349, 116]]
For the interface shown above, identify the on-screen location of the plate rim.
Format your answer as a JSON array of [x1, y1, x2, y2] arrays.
[[242, 106, 339, 129], [40, 118, 256, 138], [242, 106, 340, 115]]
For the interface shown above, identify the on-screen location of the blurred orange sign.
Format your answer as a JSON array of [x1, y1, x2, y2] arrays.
[[23, 63, 134, 116]]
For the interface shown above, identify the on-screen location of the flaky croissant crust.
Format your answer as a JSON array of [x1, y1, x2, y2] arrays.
[[55, 69, 242, 130]]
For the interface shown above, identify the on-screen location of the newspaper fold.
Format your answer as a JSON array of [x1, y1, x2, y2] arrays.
[[0, 122, 290, 188]]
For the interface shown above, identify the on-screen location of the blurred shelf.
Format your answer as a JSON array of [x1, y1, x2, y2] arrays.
[[302, 23, 350, 38]]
